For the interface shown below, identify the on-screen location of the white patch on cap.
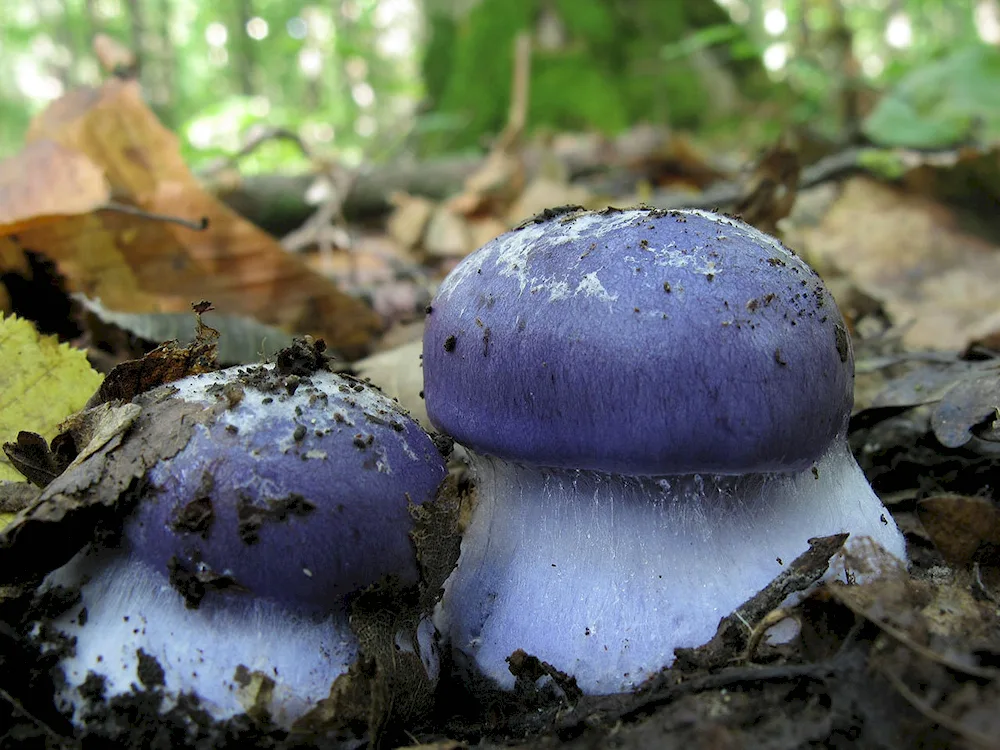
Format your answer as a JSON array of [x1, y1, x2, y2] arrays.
[[575, 272, 617, 302], [163, 365, 435, 475], [681, 209, 810, 273], [437, 209, 808, 311], [437, 210, 641, 303]]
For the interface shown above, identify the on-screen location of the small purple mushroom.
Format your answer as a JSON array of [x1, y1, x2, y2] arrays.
[[422, 207, 906, 694], [41, 363, 446, 726]]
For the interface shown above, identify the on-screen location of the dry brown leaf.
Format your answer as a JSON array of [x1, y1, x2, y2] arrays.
[[916, 494, 1000, 567], [423, 204, 473, 258], [505, 176, 594, 226], [16, 80, 380, 358], [0, 140, 110, 235], [386, 191, 435, 249], [794, 177, 1000, 350]]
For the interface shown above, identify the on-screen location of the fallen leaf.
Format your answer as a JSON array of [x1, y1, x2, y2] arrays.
[[466, 215, 508, 253], [2, 431, 68, 489], [733, 142, 800, 236], [0, 140, 110, 235], [15, 79, 381, 358], [505, 176, 594, 227], [423, 204, 472, 258], [930, 370, 1000, 448], [870, 359, 998, 410], [916, 494, 1000, 566], [795, 177, 1000, 350], [387, 192, 435, 249], [86, 317, 220, 408], [0, 314, 103, 489]]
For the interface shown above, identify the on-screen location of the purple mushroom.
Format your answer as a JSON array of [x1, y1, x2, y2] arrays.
[[422, 207, 906, 694], [41, 362, 447, 726]]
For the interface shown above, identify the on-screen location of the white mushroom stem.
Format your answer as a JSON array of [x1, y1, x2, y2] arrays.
[[435, 440, 906, 694], [37, 546, 359, 727]]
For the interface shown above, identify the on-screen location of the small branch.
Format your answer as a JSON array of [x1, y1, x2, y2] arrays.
[[99, 201, 208, 231], [877, 661, 997, 750], [496, 31, 532, 152], [200, 126, 315, 179]]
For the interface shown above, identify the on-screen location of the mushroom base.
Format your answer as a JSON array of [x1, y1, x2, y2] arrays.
[[436, 441, 906, 694], [35, 546, 359, 727]]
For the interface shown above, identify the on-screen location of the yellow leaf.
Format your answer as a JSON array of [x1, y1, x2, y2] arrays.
[[0, 315, 103, 526]]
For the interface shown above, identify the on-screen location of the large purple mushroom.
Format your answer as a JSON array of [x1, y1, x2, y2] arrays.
[[423, 207, 906, 694], [41, 361, 447, 726]]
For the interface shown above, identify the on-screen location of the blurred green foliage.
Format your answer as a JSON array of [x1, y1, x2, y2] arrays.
[[420, 0, 767, 152], [0, 0, 996, 169], [863, 44, 1000, 148], [0, 0, 421, 170]]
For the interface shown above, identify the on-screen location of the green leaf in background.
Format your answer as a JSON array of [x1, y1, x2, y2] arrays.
[[0, 314, 103, 525], [660, 24, 747, 63], [864, 45, 1000, 149]]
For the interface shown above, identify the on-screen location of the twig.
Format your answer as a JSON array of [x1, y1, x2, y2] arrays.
[[831, 587, 999, 680], [877, 662, 997, 750], [649, 145, 979, 212], [673, 533, 849, 670], [99, 202, 208, 231], [496, 31, 532, 153], [200, 126, 315, 179], [0, 685, 77, 748]]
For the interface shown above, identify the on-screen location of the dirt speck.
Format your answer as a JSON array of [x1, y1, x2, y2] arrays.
[[136, 648, 165, 688], [171, 492, 215, 539], [236, 493, 316, 545]]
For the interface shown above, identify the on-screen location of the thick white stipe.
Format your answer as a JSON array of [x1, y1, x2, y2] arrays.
[[436, 441, 906, 693], [40, 548, 357, 726]]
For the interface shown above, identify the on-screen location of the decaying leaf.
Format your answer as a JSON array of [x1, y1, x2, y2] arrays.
[[827, 560, 1000, 749], [0, 140, 110, 236], [862, 355, 1000, 452], [423, 204, 473, 258], [12, 79, 381, 358], [386, 192, 435, 249], [0, 480, 40, 517], [2, 431, 70, 489], [916, 494, 1000, 567], [86, 316, 220, 407], [505, 175, 595, 228], [869, 357, 997, 410], [795, 177, 1000, 351], [929, 369, 1000, 449], [0, 394, 189, 586], [0, 315, 103, 488], [674, 533, 849, 671]]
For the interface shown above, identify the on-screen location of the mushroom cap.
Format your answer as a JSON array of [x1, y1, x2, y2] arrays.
[[423, 207, 853, 475], [126, 364, 447, 612]]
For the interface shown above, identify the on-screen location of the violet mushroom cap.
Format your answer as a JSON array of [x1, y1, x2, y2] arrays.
[[422, 207, 906, 694], [41, 364, 447, 726]]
